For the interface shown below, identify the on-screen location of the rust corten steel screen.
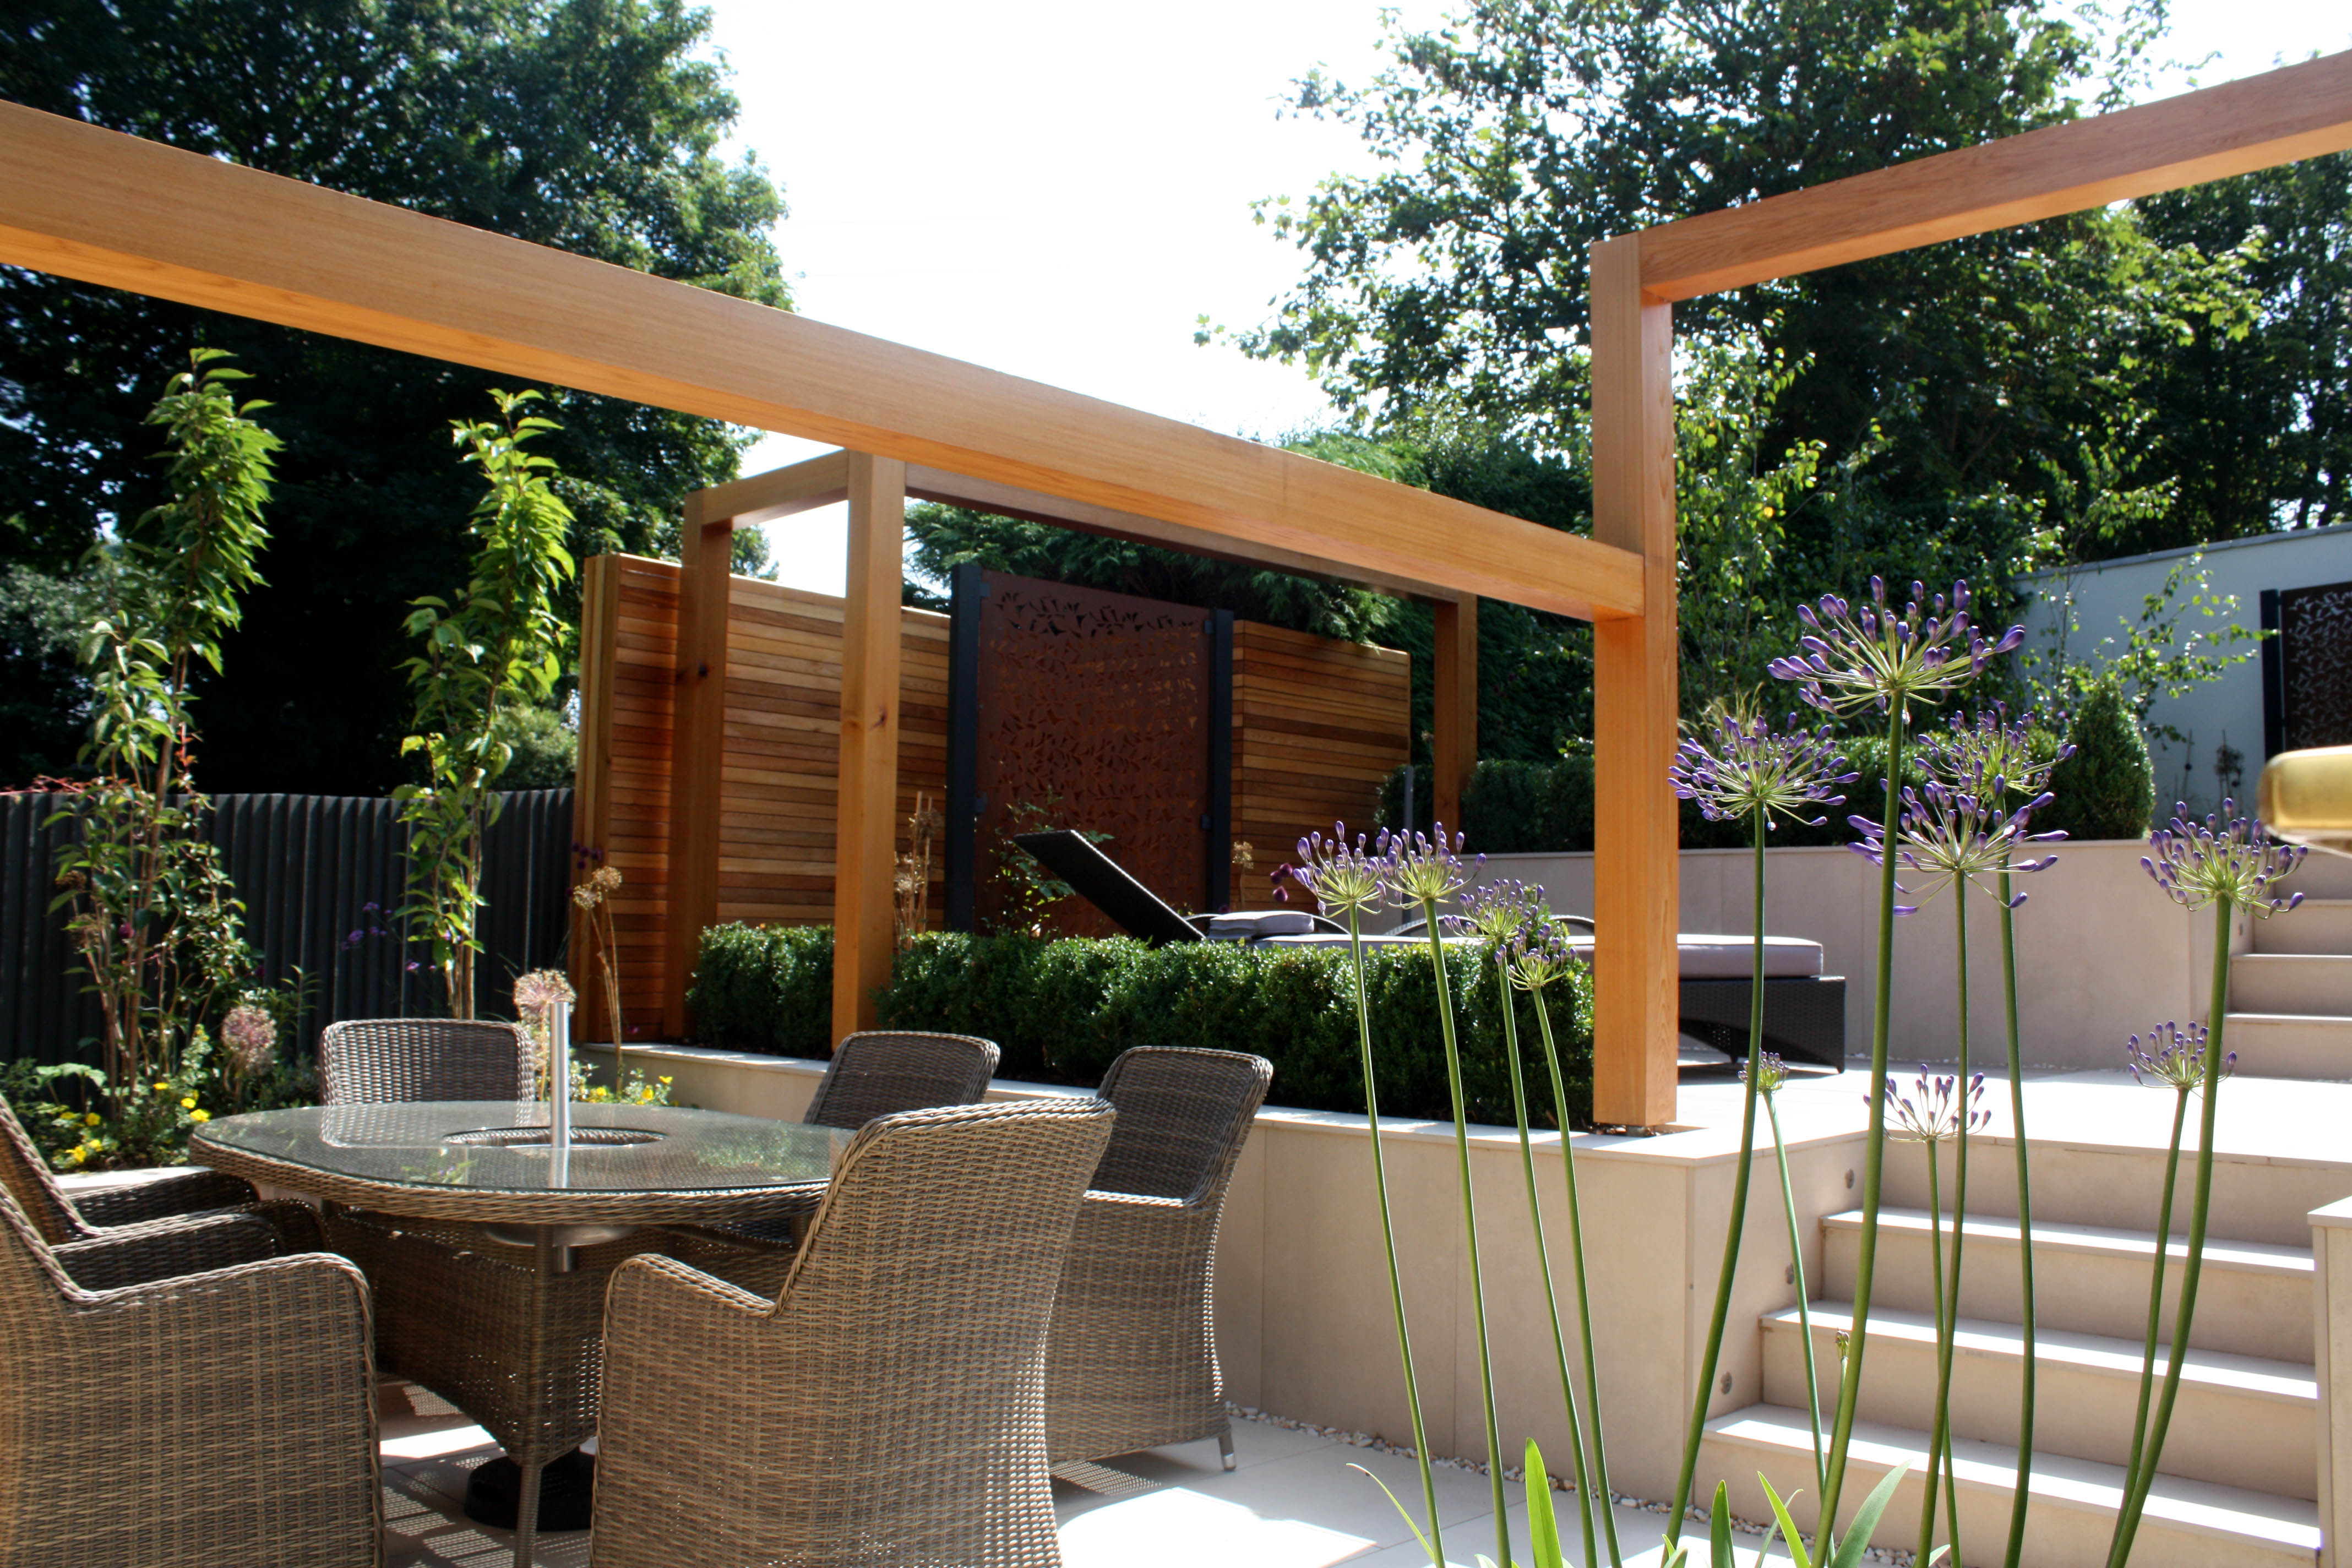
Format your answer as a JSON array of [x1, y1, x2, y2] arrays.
[[2278, 579, 2352, 752], [971, 572, 1219, 937]]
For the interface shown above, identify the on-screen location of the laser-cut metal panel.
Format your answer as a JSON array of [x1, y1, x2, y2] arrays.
[[973, 571, 1212, 937], [2280, 579, 2352, 752]]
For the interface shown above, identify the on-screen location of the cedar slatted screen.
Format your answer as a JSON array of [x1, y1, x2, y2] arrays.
[[569, 554, 1408, 1029]]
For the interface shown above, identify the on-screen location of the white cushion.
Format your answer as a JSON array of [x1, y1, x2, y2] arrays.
[[1562, 932, 1823, 979], [1207, 909, 1316, 938]]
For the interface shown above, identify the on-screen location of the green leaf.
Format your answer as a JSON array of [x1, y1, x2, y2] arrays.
[[1711, 1482, 1735, 1567], [1349, 1462, 1441, 1567], [1826, 1464, 1911, 1568], [1524, 1440, 1565, 1568], [1756, 1475, 1812, 1568]]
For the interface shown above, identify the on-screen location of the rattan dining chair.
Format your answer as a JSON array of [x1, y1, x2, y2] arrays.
[[660, 1030, 999, 1284], [0, 1182, 380, 1567], [319, 1016, 535, 1104], [1046, 1045, 1272, 1469], [589, 1097, 1115, 1568], [0, 1093, 320, 1276]]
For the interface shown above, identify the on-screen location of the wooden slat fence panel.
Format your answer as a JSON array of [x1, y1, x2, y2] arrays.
[[1, 788, 573, 1066]]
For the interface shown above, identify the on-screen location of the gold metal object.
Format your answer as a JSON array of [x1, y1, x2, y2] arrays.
[[2257, 745, 2352, 851]]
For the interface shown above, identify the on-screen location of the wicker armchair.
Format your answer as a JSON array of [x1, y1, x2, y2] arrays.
[[661, 1030, 998, 1282], [319, 1016, 535, 1104], [0, 1183, 380, 1567], [1046, 1045, 1272, 1469], [590, 1098, 1115, 1568], [0, 1094, 318, 1270]]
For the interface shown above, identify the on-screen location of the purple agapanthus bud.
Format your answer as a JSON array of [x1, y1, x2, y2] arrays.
[[1853, 778, 2062, 910], [1669, 711, 1856, 828], [1883, 1066, 1990, 1142], [1915, 704, 2075, 802], [1451, 879, 1548, 944], [2126, 1020, 2231, 1093], [1508, 923, 1583, 992], [1383, 823, 1477, 907], [1768, 577, 2025, 720], [2144, 801, 2306, 916], [1739, 1052, 1789, 1096], [1275, 822, 1387, 917]]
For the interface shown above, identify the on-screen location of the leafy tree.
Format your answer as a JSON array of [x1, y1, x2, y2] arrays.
[[0, 0, 791, 792], [398, 391, 576, 1020], [1224, 0, 2262, 552], [0, 563, 95, 781]]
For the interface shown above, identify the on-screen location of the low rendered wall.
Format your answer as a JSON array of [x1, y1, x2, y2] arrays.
[[1477, 842, 2246, 1070], [580, 1039, 1867, 1498]]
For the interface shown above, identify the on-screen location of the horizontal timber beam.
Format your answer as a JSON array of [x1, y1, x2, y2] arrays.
[[685, 450, 848, 529], [0, 102, 1641, 622], [1638, 50, 2352, 300]]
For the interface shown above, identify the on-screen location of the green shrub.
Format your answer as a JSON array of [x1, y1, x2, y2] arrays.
[[687, 923, 834, 1058], [689, 921, 1599, 1127], [2038, 683, 2155, 841]]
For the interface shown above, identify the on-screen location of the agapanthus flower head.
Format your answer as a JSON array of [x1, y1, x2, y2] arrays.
[[1507, 924, 1584, 992], [1767, 578, 2025, 719], [1669, 711, 1856, 827], [220, 1004, 277, 1077], [1882, 1068, 1990, 1142], [1275, 823, 1388, 918], [1450, 879, 1548, 943], [1915, 704, 2074, 801], [1382, 823, 1477, 908], [2126, 1021, 2233, 1093], [1739, 1052, 1788, 1097], [2144, 801, 2307, 916], [1852, 778, 2062, 908]]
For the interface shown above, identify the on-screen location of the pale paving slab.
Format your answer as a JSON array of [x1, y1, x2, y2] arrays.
[[372, 1381, 1790, 1566]]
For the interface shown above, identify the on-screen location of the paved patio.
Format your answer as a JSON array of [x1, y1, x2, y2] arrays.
[[377, 1380, 1789, 1567]]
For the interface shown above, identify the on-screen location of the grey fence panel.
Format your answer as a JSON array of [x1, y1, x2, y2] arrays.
[[0, 788, 575, 1066]]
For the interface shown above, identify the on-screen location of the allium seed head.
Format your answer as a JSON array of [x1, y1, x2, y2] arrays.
[[1882, 1068, 1990, 1143], [1740, 1052, 1789, 1097], [2126, 1021, 2232, 1094]]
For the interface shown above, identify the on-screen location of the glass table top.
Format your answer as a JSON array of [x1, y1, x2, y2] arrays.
[[193, 1101, 852, 1197]]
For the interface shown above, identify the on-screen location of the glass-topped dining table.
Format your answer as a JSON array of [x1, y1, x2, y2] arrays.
[[192, 1101, 853, 1567]]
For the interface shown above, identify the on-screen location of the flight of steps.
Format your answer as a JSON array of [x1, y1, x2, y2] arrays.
[[1700, 1128, 2345, 1562], [2225, 849, 2352, 1080]]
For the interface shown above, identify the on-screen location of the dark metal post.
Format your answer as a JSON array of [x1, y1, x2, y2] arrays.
[[1206, 610, 1235, 912], [945, 563, 984, 931], [2260, 587, 2284, 760]]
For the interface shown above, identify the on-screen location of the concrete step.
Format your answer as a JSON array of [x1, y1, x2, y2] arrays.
[[1701, 1403, 2320, 1567], [2220, 1015, 2352, 1081], [2282, 850, 2352, 901], [1821, 1207, 2314, 1363], [1759, 1302, 2316, 1499], [2228, 953, 2352, 1016], [2252, 897, 2352, 955]]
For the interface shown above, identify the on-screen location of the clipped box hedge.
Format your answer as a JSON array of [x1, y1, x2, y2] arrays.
[[687, 924, 1597, 1129]]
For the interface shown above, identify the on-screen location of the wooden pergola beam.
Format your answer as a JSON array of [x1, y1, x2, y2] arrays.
[[0, 101, 1643, 624], [1638, 50, 2352, 301]]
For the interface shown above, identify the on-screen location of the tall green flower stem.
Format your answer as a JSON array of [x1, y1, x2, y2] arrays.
[[1348, 902, 1445, 1561], [2106, 900, 2235, 1567], [1495, 949, 1602, 1568], [1762, 1082, 1826, 1500], [1996, 864, 2039, 1568], [1530, 971, 1624, 1567], [1668, 806, 1772, 1548], [1418, 897, 1512, 1566], [1818, 704, 1908, 1547], [2115, 1075, 2192, 1545], [1918, 903, 1975, 1565]]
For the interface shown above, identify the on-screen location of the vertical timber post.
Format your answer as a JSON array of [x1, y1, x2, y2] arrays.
[[570, 553, 622, 1039], [1589, 234, 1680, 1129], [662, 507, 732, 1039], [1431, 595, 1478, 834], [831, 453, 908, 1048]]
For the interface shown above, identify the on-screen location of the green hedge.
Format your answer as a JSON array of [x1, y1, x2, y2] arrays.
[[687, 923, 1598, 1128]]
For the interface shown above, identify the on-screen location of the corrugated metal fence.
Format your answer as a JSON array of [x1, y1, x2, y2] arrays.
[[0, 790, 574, 1065]]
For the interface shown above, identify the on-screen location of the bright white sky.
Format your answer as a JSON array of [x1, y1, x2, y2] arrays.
[[699, 0, 2352, 595]]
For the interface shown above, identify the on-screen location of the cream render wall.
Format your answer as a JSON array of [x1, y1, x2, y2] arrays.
[[1473, 842, 2246, 1071]]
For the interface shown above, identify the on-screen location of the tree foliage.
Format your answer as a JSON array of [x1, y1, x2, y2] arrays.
[[0, 0, 791, 792], [1226, 0, 2277, 560]]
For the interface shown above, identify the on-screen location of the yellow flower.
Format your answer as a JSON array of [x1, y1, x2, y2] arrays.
[[189, 1109, 210, 1124], [84, 1113, 101, 1126], [180, 1097, 197, 1109], [153, 1081, 170, 1093], [660, 1076, 673, 1084], [69, 1145, 88, 1163]]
